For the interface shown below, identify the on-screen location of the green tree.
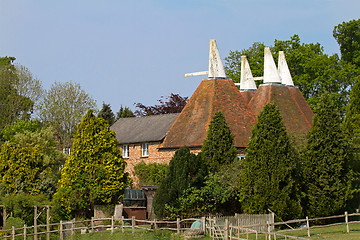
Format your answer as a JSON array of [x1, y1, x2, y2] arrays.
[[238, 103, 301, 220], [344, 76, 360, 172], [98, 103, 116, 126], [153, 146, 207, 219], [333, 19, 360, 67], [53, 110, 129, 219], [38, 81, 97, 151], [0, 142, 44, 195], [201, 111, 237, 173], [302, 92, 353, 217], [116, 105, 135, 119], [225, 35, 359, 113], [0, 57, 34, 131]]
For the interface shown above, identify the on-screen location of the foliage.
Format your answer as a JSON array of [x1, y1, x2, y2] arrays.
[[116, 105, 135, 119], [0, 57, 34, 131], [4, 217, 25, 229], [53, 110, 130, 219], [201, 111, 237, 173], [0, 193, 49, 226], [301, 92, 353, 217], [2, 119, 67, 199], [238, 103, 301, 220], [135, 93, 188, 116], [333, 18, 360, 67], [153, 147, 207, 219], [98, 103, 116, 126], [343, 76, 360, 172], [133, 161, 168, 186], [224, 34, 359, 114], [0, 142, 44, 195], [176, 159, 241, 217], [38, 81, 97, 151]]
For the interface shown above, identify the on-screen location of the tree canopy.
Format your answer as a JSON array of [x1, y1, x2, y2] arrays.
[[98, 103, 116, 126], [238, 103, 301, 220], [54, 110, 129, 219], [201, 111, 238, 173], [301, 92, 353, 217], [333, 18, 360, 67], [38, 81, 96, 151], [135, 93, 188, 116], [153, 146, 207, 219]]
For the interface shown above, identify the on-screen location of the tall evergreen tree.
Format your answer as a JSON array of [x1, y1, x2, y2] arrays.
[[302, 92, 353, 217], [53, 110, 129, 219], [344, 77, 360, 171], [116, 105, 135, 120], [238, 103, 301, 220], [201, 111, 237, 173], [153, 146, 207, 219], [98, 103, 116, 126]]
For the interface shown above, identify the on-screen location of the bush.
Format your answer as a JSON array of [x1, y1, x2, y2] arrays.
[[133, 161, 168, 186]]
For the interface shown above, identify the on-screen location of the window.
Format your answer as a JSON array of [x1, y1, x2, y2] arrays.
[[123, 145, 129, 158], [238, 154, 246, 160], [141, 143, 149, 157]]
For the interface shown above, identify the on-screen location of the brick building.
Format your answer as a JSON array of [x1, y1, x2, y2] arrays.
[[110, 41, 313, 181]]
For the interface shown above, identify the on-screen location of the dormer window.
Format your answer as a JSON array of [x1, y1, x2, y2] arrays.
[[141, 143, 149, 157], [123, 144, 129, 158]]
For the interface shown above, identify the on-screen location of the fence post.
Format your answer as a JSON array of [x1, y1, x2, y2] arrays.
[[91, 217, 94, 233], [132, 216, 135, 233], [46, 206, 50, 240], [121, 216, 124, 233], [201, 217, 205, 233], [224, 219, 229, 240], [23, 224, 27, 240], [60, 221, 63, 240], [306, 216, 310, 237], [111, 216, 114, 234], [345, 211, 350, 233], [34, 206, 38, 240], [71, 218, 75, 235], [154, 218, 158, 229], [267, 221, 270, 240], [12, 226, 15, 240], [176, 218, 180, 234]]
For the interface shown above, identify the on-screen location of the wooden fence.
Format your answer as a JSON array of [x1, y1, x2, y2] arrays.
[[1, 211, 360, 240]]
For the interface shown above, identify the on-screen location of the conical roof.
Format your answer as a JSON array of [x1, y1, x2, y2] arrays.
[[161, 79, 256, 148], [248, 83, 313, 138]]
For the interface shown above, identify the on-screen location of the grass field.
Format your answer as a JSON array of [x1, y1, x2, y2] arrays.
[[65, 223, 360, 240]]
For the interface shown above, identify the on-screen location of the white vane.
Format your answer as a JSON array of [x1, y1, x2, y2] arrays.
[[185, 39, 226, 79]]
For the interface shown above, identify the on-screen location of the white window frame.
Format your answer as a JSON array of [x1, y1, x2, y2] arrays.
[[238, 154, 246, 160], [141, 143, 149, 157], [122, 144, 129, 158]]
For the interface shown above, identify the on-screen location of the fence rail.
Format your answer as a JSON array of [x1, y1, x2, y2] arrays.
[[1, 211, 360, 240]]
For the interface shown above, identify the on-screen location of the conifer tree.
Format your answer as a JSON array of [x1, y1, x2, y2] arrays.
[[153, 146, 207, 219], [54, 110, 129, 219], [238, 103, 301, 220], [201, 111, 238, 173], [344, 76, 360, 171], [302, 92, 353, 217], [98, 103, 116, 126]]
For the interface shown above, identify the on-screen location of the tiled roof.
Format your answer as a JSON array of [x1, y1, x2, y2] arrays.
[[240, 90, 256, 104], [161, 79, 256, 149], [248, 83, 313, 138], [110, 113, 180, 144]]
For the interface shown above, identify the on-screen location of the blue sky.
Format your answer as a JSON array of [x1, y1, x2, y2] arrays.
[[1, 0, 359, 113]]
